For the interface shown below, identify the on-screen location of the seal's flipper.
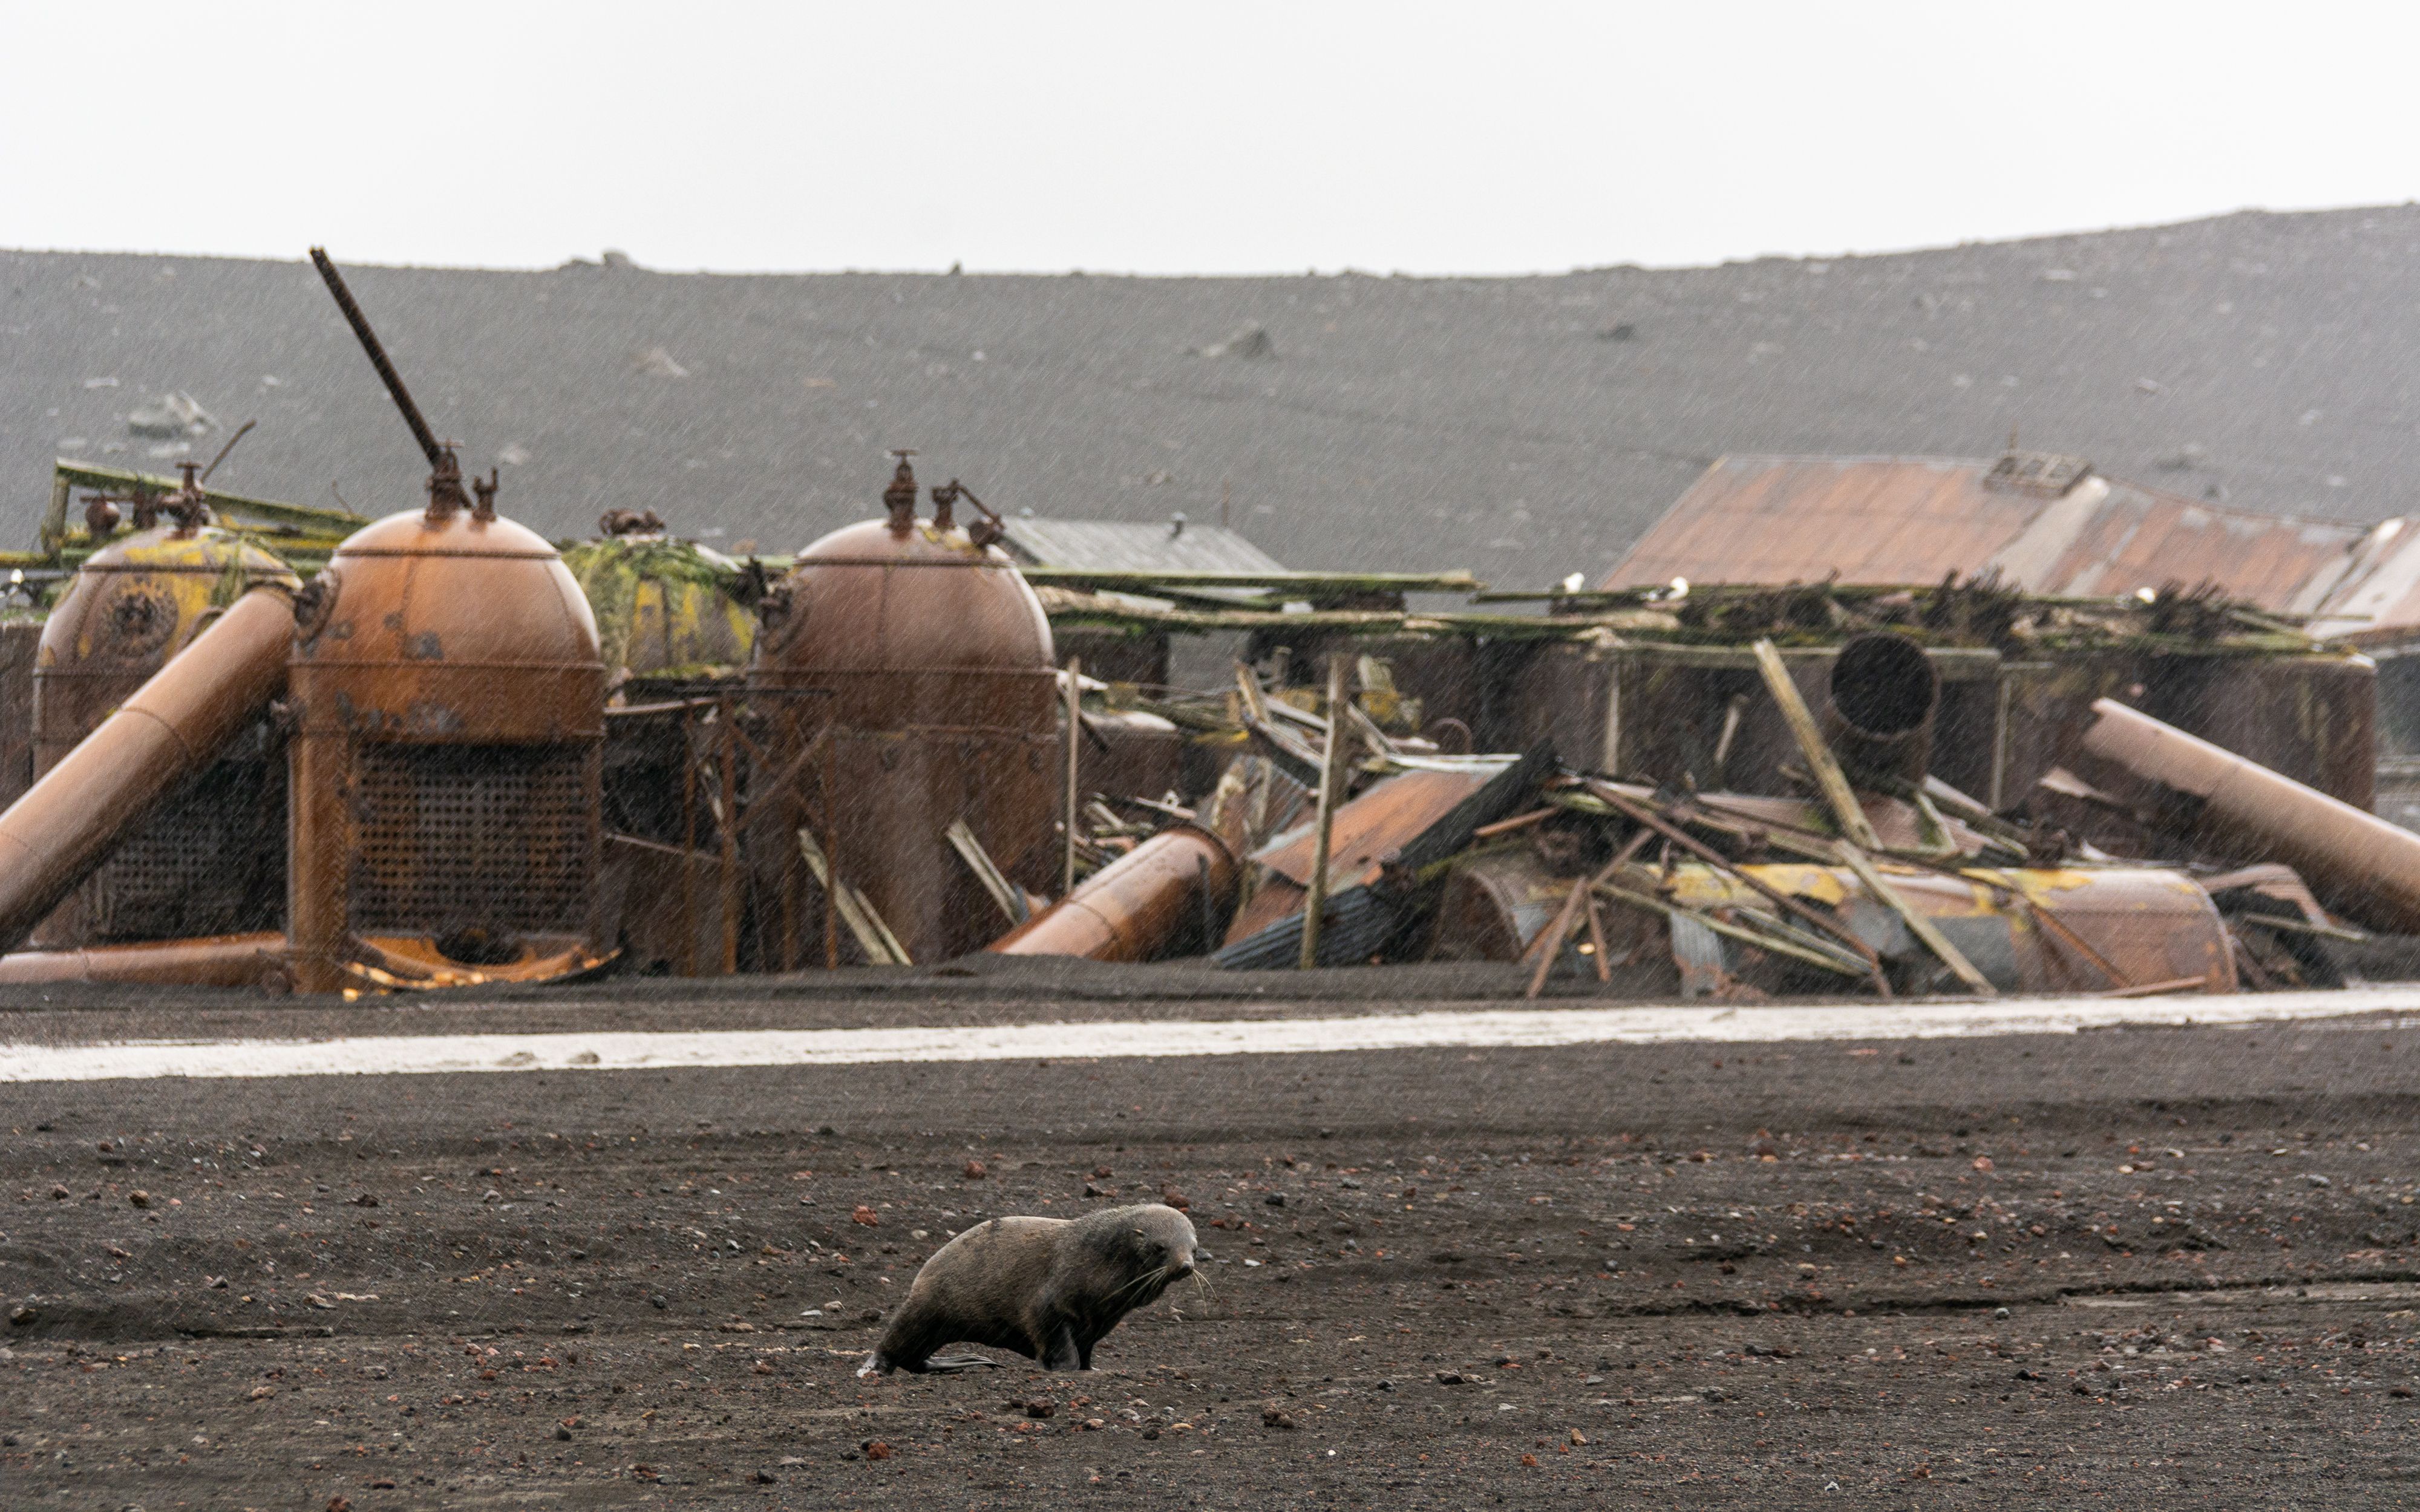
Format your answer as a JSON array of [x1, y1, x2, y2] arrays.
[[855, 1352, 888, 1380], [1041, 1324, 1082, 1372], [919, 1354, 1001, 1374]]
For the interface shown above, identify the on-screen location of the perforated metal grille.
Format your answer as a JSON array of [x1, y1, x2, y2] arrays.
[[82, 758, 284, 942], [350, 745, 594, 935]]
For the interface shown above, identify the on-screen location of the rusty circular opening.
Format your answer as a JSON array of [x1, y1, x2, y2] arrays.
[[433, 926, 522, 967], [1829, 634, 1935, 735]]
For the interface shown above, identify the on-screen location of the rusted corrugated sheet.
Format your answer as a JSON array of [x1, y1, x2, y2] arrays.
[[2011, 478, 2359, 604], [1250, 751, 1548, 894], [1606, 455, 2364, 612], [1607, 457, 2036, 590], [2302, 517, 2420, 645]]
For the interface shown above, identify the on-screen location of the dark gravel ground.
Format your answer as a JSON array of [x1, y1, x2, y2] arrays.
[[5, 994, 2420, 1508]]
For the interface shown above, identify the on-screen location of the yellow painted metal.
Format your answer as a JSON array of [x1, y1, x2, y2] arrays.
[[47, 460, 364, 543], [560, 538, 757, 679], [1632, 858, 2231, 994], [41, 527, 297, 670]]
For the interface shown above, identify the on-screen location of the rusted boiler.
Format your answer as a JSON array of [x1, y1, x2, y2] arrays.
[[286, 458, 607, 992], [0, 572, 296, 961], [29, 475, 298, 945], [282, 249, 610, 992], [748, 457, 1059, 966]]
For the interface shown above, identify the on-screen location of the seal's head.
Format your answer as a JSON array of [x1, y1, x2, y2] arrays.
[[1077, 1202, 1203, 1303]]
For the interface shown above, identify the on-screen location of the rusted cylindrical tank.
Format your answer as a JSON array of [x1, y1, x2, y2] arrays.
[[0, 584, 296, 956], [2079, 696, 2420, 934], [748, 458, 1058, 967], [560, 530, 758, 686], [988, 824, 1235, 961], [30, 521, 299, 944], [1428, 846, 2235, 994], [287, 475, 606, 994]]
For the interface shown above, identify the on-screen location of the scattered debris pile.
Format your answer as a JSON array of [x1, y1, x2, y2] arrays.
[[988, 628, 2373, 1003]]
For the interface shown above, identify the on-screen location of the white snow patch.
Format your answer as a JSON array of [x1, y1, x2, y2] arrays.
[[0, 989, 2410, 1083]]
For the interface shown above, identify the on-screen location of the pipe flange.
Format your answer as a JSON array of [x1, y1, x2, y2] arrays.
[[292, 567, 342, 642]]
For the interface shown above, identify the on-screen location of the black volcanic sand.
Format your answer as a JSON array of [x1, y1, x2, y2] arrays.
[[4, 1002, 2420, 1507]]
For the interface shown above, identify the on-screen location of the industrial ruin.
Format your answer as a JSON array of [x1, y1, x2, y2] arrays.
[[0, 253, 2412, 1002]]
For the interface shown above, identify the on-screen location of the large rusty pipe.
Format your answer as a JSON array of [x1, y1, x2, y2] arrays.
[[2079, 696, 2420, 933], [988, 824, 1236, 962], [0, 586, 293, 955], [1823, 632, 1938, 784], [0, 931, 289, 989]]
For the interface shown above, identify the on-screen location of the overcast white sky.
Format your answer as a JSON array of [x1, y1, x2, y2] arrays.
[[4, 2, 2415, 275]]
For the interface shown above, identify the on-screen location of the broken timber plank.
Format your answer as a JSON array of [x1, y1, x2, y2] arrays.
[[947, 820, 1030, 927], [798, 829, 906, 965], [1750, 637, 1885, 852]]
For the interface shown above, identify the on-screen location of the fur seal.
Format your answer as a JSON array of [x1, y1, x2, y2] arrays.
[[858, 1202, 1203, 1377]]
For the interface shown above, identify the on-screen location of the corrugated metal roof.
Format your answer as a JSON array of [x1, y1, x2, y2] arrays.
[[2302, 518, 2420, 644], [1251, 756, 1534, 892], [2014, 477, 2360, 604], [1603, 455, 2365, 612], [996, 518, 1288, 575], [1604, 457, 2044, 590]]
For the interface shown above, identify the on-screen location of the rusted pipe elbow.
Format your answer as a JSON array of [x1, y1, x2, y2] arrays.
[[1823, 633, 1938, 785]]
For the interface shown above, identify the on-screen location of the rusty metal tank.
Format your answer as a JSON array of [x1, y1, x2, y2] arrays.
[[30, 495, 298, 946], [1429, 846, 2237, 996], [560, 522, 759, 687], [748, 456, 1058, 967], [287, 461, 607, 993]]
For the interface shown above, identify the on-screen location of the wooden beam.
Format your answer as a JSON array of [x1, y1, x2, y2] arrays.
[[1592, 881, 1872, 980], [1751, 638, 1884, 850], [948, 820, 1029, 927], [1522, 827, 1656, 998], [797, 829, 901, 965], [1588, 781, 1891, 995], [1338, 696, 1404, 762], [1833, 841, 1996, 996], [1580, 887, 1613, 983], [1021, 567, 1481, 596], [1300, 653, 1350, 969]]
